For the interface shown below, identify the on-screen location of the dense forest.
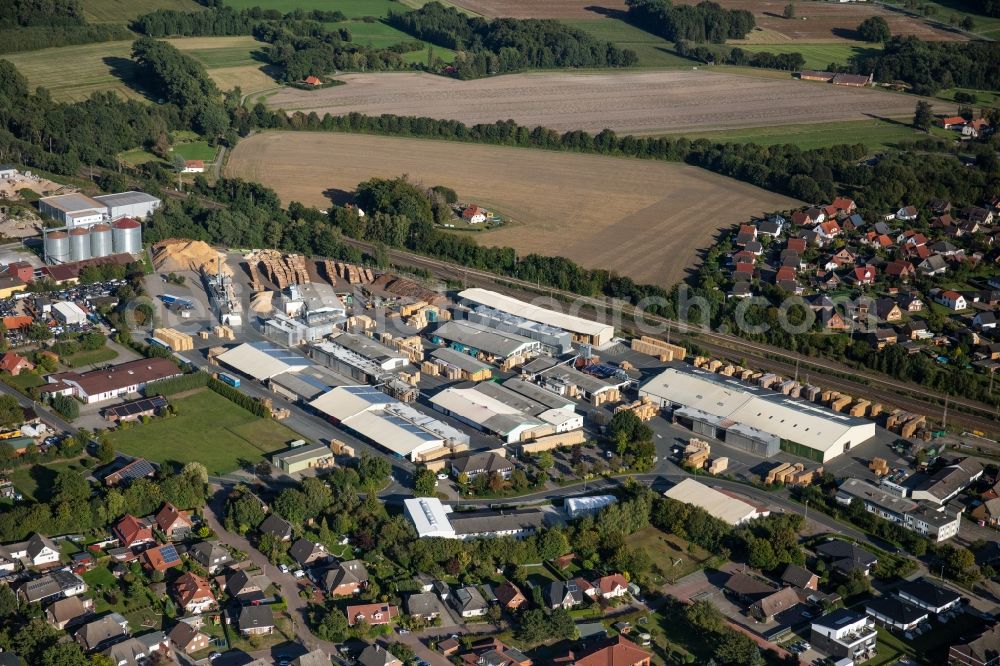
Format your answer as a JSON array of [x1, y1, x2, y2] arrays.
[[850, 36, 1000, 95], [0, 0, 131, 53], [976, 0, 1000, 16], [675, 39, 805, 70], [0, 0, 84, 28], [387, 2, 637, 77], [624, 0, 755, 43], [131, 6, 347, 37]]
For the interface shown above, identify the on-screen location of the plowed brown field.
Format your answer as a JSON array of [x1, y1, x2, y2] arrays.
[[226, 132, 802, 287], [267, 70, 950, 135]]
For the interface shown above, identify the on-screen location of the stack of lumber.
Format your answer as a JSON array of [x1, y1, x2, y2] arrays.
[[153, 328, 193, 352]]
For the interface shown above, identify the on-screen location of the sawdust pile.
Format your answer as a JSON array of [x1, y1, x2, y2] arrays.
[[152, 239, 232, 276], [249, 290, 274, 313]]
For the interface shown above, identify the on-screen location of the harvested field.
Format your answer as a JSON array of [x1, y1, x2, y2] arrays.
[[226, 132, 801, 287], [266, 70, 951, 135], [450, 0, 962, 41]]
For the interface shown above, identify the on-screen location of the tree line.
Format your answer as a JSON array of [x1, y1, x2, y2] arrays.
[[624, 0, 755, 43], [0, 0, 84, 28], [0, 0, 134, 54], [386, 1, 637, 78], [850, 36, 1000, 95], [675, 39, 806, 71], [131, 5, 347, 37]]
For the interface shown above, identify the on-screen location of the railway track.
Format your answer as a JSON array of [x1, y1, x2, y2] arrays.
[[344, 239, 1000, 437]]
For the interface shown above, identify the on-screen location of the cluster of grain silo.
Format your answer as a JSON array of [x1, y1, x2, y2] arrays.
[[43, 217, 142, 264]]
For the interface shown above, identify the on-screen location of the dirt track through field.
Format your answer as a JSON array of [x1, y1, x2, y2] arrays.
[[226, 132, 802, 287], [267, 70, 949, 135]]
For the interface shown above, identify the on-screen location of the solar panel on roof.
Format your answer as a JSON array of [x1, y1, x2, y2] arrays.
[[159, 544, 179, 564], [119, 459, 155, 479]]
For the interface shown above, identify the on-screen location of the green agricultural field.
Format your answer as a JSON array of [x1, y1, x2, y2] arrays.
[[563, 17, 693, 68], [737, 42, 880, 70], [3, 41, 146, 102], [938, 87, 1000, 107], [168, 36, 267, 69], [107, 389, 304, 475], [82, 0, 204, 23], [172, 141, 219, 161], [330, 20, 456, 63], [631, 527, 712, 584], [883, 0, 1000, 38], [674, 118, 925, 150], [225, 0, 403, 17]]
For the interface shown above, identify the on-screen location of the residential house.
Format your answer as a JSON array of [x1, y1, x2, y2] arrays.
[[885, 260, 916, 281], [757, 218, 784, 237], [898, 292, 924, 313], [358, 645, 403, 666], [750, 586, 802, 623], [870, 328, 898, 350], [450, 452, 514, 481], [896, 206, 919, 221], [113, 515, 153, 549], [346, 603, 398, 627], [936, 290, 967, 311], [101, 458, 156, 487], [450, 586, 488, 618], [965, 206, 995, 226], [852, 265, 877, 286], [781, 564, 819, 591], [814, 220, 842, 244], [940, 116, 966, 130], [406, 592, 440, 620], [323, 559, 369, 596], [189, 541, 230, 574], [723, 572, 774, 604], [45, 595, 94, 630], [896, 578, 961, 615], [810, 609, 877, 663], [919, 255, 949, 277], [875, 298, 903, 322], [462, 638, 533, 666], [930, 199, 952, 215], [103, 631, 170, 666], [237, 605, 274, 636], [546, 580, 584, 610], [570, 636, 652, 666], [76, 613, 129, 652], [0, 352, 33, 376], [791, 210, 819, 227], [225, 570, 269, 601], [494, 581, 527, 611], [971, 497, 1000, 526], [950, 624, 1000, 666], [931, 240, 961, 256], [140, 544, 181, 573], [864, 597, 928, 631], [904, 320, 932, 341], [595, 574, 629, 599], [831, 197, 857, 215], [289, 538, 328, 567], [292, 650, 333, 666], [962, 119, 990, 139], [173, 572, 215, 614], [258, 514, 293, 541], [19, 570, 87, 604], [815, 540, 878, 577], [462, 205, 488, 224], [167, 622, 209, 655], [154, 503, 192, 540], [1, 533, 60, 568], [909, 458, 983, 505], [974, 312, 997, 330]]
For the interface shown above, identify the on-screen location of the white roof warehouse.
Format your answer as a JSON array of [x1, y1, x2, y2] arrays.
[[640, 366, 875, 463], [458, 288, 614, 347], [663, 478, 769, 526]]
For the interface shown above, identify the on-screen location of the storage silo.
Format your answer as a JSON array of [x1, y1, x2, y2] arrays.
[[69, 227, 91, 261], [89, 223, 112, 258], [44, 230, 70, 264], [112, 218, 141, 254]]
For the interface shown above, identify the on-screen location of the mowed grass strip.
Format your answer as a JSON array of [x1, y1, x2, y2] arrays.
[[82, 0, 204, 23], [107, 389, 303, 475], [563, 17, 693, 68], [167, 36, 267, 69], [673, 118, 924, 150], [737, 42, 880, 69]]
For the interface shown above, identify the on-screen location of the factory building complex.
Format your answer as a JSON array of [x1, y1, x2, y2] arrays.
[[639, 366, 876, 463], [39, 191, 159, 265]]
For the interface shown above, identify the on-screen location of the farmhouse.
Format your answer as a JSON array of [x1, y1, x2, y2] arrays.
[[182, 160, 205, 173], [640, 366, 875, 463], [457, 287, 614, 346], [43, 358, 182, 404], [832, 72, 873, 87], [663, 478, 768, 526]]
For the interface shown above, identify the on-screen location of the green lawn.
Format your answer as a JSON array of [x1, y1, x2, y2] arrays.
[[737, 42, 880, 70], [563, 18, 694, 68], [62, 346, 118, 369], [225, 0, 403, 17], [672, 118, 924, 150], [11, 460, 87, 502], [82, 0, 204, 23], [2, 372, 45, 395], [938, 87, 1000, 107], [522, 563, 559, 590], [329, 20, 456, 63], [631, 526, 711, 585], [172, 141, 219, 162], [107, 389, 304, 475], [120, 149, 164, 166]]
